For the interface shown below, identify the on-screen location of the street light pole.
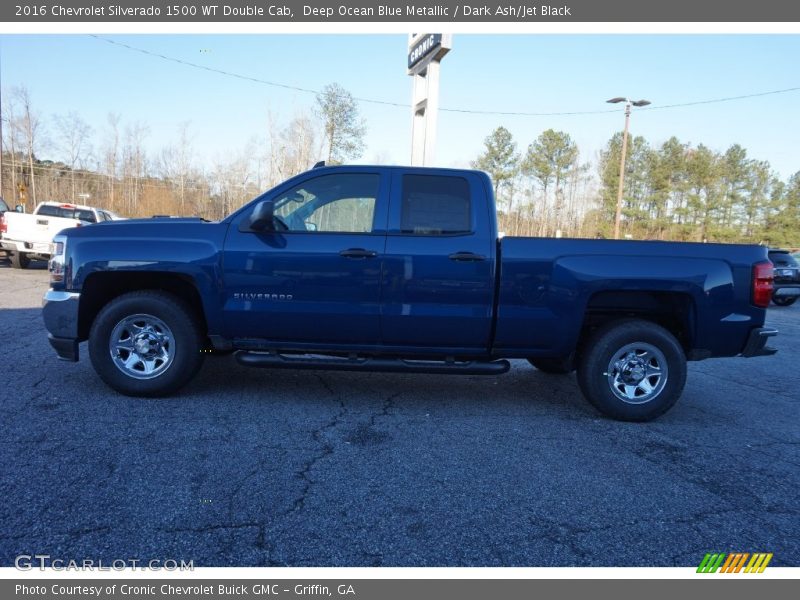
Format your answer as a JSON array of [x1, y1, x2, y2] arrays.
[[614, 102, 631, 240], [607, 97, 651, 239]]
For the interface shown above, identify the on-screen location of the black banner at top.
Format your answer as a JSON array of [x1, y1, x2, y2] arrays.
[[3, 0, 800, 22]]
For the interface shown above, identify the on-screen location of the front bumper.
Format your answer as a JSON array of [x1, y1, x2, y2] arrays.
[[741, 327, 778, 358], [42, 289, 81, 362]]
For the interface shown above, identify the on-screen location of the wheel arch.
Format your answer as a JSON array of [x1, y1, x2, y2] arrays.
[[78, 272, 208, 341], [578, 290, 696, 358]]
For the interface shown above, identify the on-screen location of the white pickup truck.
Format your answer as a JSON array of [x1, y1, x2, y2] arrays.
[[0, 202, 113, 268]]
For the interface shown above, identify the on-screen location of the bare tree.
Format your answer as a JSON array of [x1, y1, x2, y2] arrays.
[[174, 122, 195, 214], [315, 83, 366, 164], [55, 111, 92, 201], [121, 121, 149, 214], [13, 87, 42, 211], [101, 113, 121, 211], [158, 121, 195, 215], [279, 113, 319, 177], [2, 89, 20, 206], [210, 142, 258, 220]]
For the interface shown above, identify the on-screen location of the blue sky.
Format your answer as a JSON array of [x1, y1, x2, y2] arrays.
[[2, 34, 799, 179]]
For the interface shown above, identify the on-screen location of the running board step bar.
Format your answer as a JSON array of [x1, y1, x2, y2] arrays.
[[235, 351, 510, 375]]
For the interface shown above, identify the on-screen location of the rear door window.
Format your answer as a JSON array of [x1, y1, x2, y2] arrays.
[[399, 175, 472, 235]]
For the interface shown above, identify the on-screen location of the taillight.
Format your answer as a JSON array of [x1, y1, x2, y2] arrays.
[[752, 261, 774, 308], [0, 214, 6, 234]]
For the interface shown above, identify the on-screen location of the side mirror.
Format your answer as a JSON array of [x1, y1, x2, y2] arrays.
[[246, 200, 276, 232], [14, 205, 24, 213]]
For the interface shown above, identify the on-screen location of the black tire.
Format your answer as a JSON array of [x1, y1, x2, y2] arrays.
[[88, 290, 205, 397], [527, 357, 573, 374], [576, 319, 687, 422], [772, 296, 797, 307], [10, 251, 30, 269]]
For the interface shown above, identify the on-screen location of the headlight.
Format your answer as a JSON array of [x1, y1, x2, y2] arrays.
[[49, 234, 67, 284]]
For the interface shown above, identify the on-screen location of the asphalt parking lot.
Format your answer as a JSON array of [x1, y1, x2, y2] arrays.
[[1, 259, 798, 567]]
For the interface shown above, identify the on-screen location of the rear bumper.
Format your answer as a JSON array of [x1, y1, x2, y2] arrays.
[[773, 285, 800, 298], [42, 289, 81, 362], [0, 239, 24, 252], [741, 327, 778, 357], [1, 239, 53, 256]]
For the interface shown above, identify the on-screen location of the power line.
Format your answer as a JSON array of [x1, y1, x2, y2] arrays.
[[89, 35, 408, 109], [640, 87, 800, 111], [92, 34, 800, 117]]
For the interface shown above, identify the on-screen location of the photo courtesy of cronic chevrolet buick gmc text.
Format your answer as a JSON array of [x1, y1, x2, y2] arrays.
[[41, 165, 778, 421]]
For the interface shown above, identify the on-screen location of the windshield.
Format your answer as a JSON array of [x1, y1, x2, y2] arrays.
[[0, 197, 9, 212]]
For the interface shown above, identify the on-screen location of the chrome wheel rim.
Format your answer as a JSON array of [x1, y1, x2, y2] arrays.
[[109, 314, 175, 380], [606, 342, 668, 404]]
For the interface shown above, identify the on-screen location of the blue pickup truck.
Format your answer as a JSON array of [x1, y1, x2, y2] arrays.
[[42, 165, 778, 421]]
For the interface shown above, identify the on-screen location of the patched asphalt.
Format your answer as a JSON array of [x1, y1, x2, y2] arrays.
[[1, 259, 798, 567]]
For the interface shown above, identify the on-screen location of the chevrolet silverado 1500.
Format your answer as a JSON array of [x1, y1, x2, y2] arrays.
[[41, 165, 778, 421]]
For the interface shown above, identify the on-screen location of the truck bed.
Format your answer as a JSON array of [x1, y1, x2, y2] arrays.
[[494, 236, 768, 358]]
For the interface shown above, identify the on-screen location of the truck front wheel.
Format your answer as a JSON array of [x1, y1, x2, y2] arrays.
[[88, 291, 205, 397], [577, 319, 687, 422], [10, 251, 30, 269]]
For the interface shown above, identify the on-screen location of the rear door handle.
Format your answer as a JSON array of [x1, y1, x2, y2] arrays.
[[448, 251, 486, 262], [339, 248, 378, 259]]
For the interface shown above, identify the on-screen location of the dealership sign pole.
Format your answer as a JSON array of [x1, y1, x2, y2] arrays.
[[408, 33, 451, 166]]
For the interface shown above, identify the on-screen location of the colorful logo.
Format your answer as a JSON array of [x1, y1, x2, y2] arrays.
[[697, 553, 773, 573]]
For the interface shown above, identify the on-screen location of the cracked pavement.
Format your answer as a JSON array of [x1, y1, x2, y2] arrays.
[[0, 259, 798, 566]]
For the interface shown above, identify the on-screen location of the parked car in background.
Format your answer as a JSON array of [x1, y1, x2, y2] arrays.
[[768, 248, 800, 306], [0, 202, 111, 268]]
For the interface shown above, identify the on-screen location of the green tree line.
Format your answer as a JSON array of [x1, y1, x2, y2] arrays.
[[474, 126, 799, 247]]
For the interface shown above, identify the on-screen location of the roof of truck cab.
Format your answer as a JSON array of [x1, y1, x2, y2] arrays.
[[310, 164, 486, 175]]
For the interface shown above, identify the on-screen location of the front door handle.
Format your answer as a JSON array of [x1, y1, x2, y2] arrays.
[[339, 248, 378, 259], [448, 251, 486, 262]]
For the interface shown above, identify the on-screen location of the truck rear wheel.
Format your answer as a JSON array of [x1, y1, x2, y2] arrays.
[[576, 319, 686, 422], [88, 291, 205, 397], [10, 251, 30, 269]]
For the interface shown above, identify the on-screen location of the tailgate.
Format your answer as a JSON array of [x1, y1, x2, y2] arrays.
[[6, 214, 81, 251]]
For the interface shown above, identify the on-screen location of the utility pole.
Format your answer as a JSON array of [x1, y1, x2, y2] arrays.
[[607, 97, 651, 239]]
